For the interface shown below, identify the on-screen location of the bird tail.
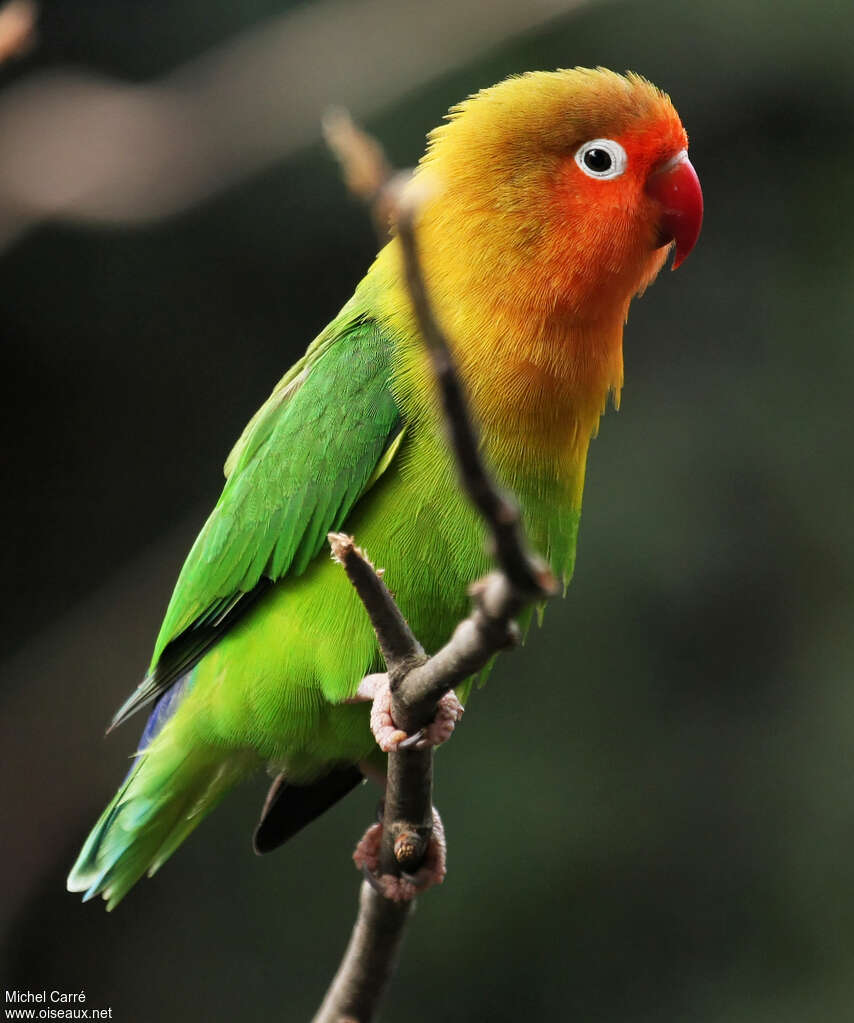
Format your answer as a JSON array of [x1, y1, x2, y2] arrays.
[[67, 730, 253, 910]]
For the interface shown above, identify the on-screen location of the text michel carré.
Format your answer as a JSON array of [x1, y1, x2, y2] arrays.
[[5, 991, 86, 1003]]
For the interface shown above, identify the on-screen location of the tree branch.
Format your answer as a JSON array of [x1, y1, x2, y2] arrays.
[[327, 533, 426, 686], [313, 881, 410, 1023], [313, 112, 556, 1023]]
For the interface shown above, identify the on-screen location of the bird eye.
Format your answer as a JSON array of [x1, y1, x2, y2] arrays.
[[575, 139, 627, 180]]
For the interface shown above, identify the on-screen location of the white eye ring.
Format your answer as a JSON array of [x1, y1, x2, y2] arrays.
[[575, 138, 628, 180]]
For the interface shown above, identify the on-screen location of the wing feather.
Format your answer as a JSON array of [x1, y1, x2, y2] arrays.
[[110, 316, 403, 731]]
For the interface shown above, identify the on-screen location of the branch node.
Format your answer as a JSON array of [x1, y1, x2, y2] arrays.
[[494, 497, 519, 527], [328, 531, 355, 564], [502, 619, 522, 650], [388, 654, 428, 693], [535, 564, 558, 597], [328, 532, 385, 576], [393, 830, 426, 869], [395, 169, 443, 223]]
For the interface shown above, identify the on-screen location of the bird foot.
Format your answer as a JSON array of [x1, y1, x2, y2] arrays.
[[352, 808, 447, 902], [349, 673, 463, 753]]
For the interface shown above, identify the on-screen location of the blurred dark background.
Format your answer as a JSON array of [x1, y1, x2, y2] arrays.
[[3, 0, 854, 1019]]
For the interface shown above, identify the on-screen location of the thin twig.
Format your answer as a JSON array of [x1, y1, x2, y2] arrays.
[[327, 533, 426, 685], [314, 112, 555, 1023], [394, 198, 554, 598]]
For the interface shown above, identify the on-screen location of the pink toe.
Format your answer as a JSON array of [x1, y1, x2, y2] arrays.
[[353, 822, 383, 874]]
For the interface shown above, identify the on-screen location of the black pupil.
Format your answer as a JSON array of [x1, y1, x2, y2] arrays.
[[583, 148, 612, 173]]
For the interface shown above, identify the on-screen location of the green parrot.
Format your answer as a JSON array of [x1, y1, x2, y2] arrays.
[[68, 68, 702, 909]]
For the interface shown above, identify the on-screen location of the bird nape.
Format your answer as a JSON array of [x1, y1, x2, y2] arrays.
[[68, 67, 703, 910]]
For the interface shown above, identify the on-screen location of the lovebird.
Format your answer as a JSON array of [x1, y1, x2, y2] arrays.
[[68, 68, 703, 909]]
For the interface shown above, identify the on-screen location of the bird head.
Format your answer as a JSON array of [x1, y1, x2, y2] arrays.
[[415, 67, 703, 324]]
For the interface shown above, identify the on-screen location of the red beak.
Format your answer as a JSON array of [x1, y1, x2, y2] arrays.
[[645, 150, 703, 269]]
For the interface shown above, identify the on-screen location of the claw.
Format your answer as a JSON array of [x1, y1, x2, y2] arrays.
[[397, 729, 425, 750], [352, 808, 447, 903], [351, 674, 463, 752]]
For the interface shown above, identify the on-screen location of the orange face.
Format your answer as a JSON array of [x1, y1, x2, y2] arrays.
[[418, 68, 703, 324], [557, 109, 701, 277]]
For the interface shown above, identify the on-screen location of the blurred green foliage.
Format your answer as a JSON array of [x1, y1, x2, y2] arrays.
[[3, 0, 854, 1020]]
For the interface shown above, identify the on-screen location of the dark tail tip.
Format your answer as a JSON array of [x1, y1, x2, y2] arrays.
[[253, 765, 364, 855]]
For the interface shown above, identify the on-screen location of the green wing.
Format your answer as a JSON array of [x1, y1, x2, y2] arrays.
[[110, 313, 404, 729]]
